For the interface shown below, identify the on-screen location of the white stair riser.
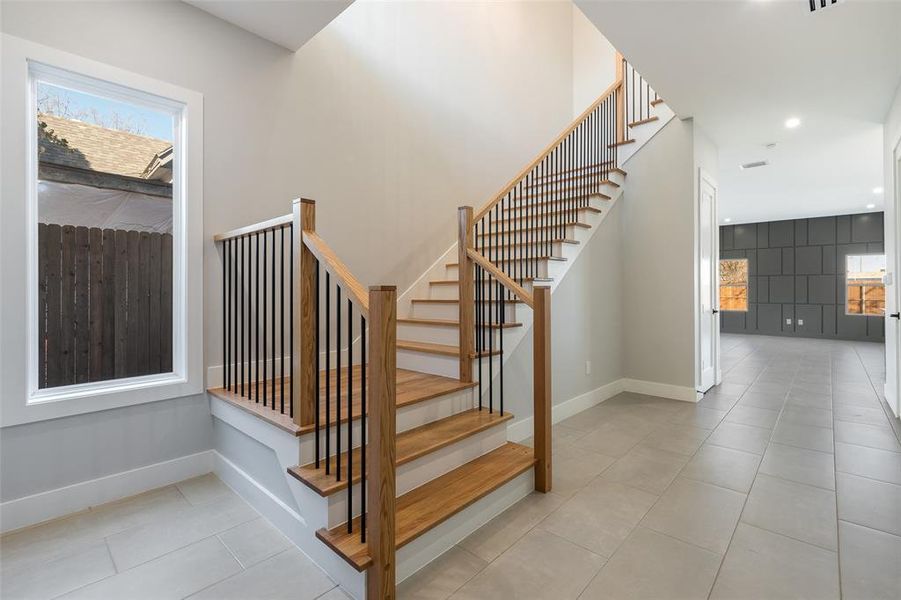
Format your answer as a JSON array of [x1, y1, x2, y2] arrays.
[[487, 207, 598, 233], [398, 322, 461, 346], [297, 387, 475, 460], [477, 224, 582, 246], [396, 346, 504, 380], [445, 261, 553, 280], [411, 301, 518, 322], [396, 469, 534, 583], [325, 424, 509, 528], [501, 196, 609, 218], [429, 279, 543, 301]]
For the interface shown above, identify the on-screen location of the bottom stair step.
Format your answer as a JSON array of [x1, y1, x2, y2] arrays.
[[315, 442, 536, 571], [287, 408, 513, 496]]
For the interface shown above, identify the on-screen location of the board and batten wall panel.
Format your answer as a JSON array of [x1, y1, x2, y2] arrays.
[[720, 212, 885, 342]]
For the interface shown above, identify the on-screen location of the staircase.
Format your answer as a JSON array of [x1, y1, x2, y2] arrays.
[[208, 53, 671, 599]]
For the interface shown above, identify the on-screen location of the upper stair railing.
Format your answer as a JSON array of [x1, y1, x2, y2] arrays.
[[456, 54, 658, 493], [215, 198, 398, 595]]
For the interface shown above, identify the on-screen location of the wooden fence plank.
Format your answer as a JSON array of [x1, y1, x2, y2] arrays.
[[43, 224, 62, 388], [114, 230, 129, 379], [137, 232, 151, 375], [101, 229, 116, 380], [74, 226, 90, 384], [38, 224, 49, 388], [126, 230, 141, 376], [60, 225, 76, 383], [161, 234, 173, 372], [148, 233, 162, 373], [89, 228, 104, 382]]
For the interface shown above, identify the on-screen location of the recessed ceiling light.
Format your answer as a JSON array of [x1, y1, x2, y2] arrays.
[[723, 218, 732, 223], [873, 187, 884, 194], [785, 117, 801, 129], [866, 204, 876, 209]]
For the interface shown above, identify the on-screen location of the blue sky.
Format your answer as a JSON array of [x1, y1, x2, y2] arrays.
[[37, 82, 173, 141]]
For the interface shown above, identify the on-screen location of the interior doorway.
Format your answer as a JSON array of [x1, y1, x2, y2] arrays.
[[697, 169, 720, 393]]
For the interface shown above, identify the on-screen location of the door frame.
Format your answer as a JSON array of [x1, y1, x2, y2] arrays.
[[887, 137, 901, 418], [695, 167, 721, 392]]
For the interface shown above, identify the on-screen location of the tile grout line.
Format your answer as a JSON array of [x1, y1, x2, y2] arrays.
[[705, 350, 802, 599]]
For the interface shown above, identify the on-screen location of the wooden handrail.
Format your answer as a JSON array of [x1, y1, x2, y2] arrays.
[[213, 213, 292, 242], [466, 248, 534, 308], [473, 76, 624, 222], [301, 231, 370, 318]]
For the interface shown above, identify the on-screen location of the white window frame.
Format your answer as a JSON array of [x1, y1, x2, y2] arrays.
[[1, 36, 203, 426], [844, 253, 887, 317]]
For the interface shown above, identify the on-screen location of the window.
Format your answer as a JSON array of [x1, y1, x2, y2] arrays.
[[720, 259, 749, 312], [35, 74, 177, 389], [1, 36, 203, 426], [846, 254, 887, 316]]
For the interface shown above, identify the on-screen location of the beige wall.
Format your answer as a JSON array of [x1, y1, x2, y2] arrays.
[[572, 3, 617, 118], [621, 118, 697, 388]]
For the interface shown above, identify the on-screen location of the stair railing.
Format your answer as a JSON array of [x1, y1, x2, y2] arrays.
[[216, 199, 398, 595], [456, 54, 656, 493], [292, 199, 397, 595]]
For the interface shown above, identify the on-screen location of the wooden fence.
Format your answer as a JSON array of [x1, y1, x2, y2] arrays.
[[38, 223, 173, 388]]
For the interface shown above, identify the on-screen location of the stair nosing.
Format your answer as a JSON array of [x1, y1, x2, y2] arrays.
[[315, 442, 536, 571], [288, 408, 515, 497]]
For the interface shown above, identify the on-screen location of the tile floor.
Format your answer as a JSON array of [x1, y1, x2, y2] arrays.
[[3, 334, 899, 599], [0, 474, 347, 600], [400, 334, 901, 599]]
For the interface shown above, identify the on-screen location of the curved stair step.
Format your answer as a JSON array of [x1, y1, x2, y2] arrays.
[[288, 408, 514, 497], [397, 339, 501, 358], [315, 442, 535, 571]]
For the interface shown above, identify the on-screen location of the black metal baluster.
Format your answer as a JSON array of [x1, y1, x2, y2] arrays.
[[239, 235, 245, 397], [255, 232, 261, 402], [224, 239, 229, 391], [476, 219, 482, 410], [336, 285, 342, 482], [346, 297, 353, 533], [262, 230, 268, 407], [315, 259, 320, 468], [271, 229, 277, 409], [233, 237, 237, 391], [280, 226, 285, 413]]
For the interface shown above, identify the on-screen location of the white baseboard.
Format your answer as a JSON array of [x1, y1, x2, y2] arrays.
[[0, 450, 215, 534], [506, 379, 625, 442], [623, 378, 699, 403]]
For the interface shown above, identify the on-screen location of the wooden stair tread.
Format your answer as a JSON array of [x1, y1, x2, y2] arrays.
[[429, 274, 555, 286], [608, 139, 636, 148], [650, 98, 665, 106], [288, 409, 514, 497], [209, 369, 476, 437], [628, 116, 659, 128], [506, 197, 610, 212], [532, 160, 614, 181], [477, 222, 591, 238], [526, 173, 619, 189], [397, 339, 502, 358], [411, 297, 525, 305], [316, 442, 536, 570], [494, 206, 601, 224], [398, 317, 523, 329], [446, 255, 566, 268]]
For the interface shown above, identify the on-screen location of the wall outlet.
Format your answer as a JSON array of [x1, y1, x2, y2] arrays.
[[585, 361, 591, 375], [786, 318, 792, 325], [798, 319, 804, 326]]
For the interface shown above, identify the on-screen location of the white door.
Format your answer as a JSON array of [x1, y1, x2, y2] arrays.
[[886, 148, 901, 418], [697, 171, 719, 392]]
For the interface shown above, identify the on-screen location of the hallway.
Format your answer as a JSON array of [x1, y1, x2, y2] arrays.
[[399, 334, 901, 599]]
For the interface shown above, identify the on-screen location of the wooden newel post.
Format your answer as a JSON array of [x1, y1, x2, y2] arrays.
[[293, 198, 317, 429], [615, 51, 625, 142], [367, 285, 397, 600], [457, 207, 475, 382], [533, 285, 552, 493]]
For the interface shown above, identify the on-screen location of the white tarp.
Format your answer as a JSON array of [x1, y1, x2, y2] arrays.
[[38, 180, 172, 233]]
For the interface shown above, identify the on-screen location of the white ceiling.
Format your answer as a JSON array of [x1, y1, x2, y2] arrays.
[[184, 0, 353, 51], [575, 0, 901, 224]]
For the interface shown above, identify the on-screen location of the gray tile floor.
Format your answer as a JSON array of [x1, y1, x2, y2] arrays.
[[0, 474, 348, 600], [4, 335, 899, 599], [400, 334, 901, 599]]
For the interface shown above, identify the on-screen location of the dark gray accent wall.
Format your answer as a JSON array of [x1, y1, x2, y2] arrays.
[[720, 212, 885, 342]]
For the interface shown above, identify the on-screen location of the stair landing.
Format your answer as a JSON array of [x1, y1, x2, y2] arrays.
[[207, 368, 476, 436]]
